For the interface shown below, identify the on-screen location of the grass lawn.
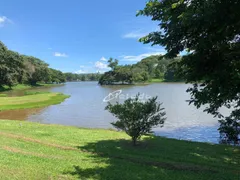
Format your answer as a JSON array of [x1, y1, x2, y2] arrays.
[[0, 83, 64, 92], [0, 93, 69, 111], [0, 120, 239, 180], [150, 78, 165, 83]]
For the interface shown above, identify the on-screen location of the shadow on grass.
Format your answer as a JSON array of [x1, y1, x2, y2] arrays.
[[62, 137, 231, 180], [0, 86, 11, 92]]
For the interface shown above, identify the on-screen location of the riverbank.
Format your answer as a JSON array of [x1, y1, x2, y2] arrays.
[[0, 92, 70, 111], [149, 78, 165, 83], [149, 79, 185, 83], [0, 83, 64, 92], [100, 79, 184, 86], [0, 120, 239, 180]]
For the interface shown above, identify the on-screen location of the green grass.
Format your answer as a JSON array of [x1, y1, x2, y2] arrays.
[[0, 120, 239, 180], [149, 78, 185, 83], [149, 78, 165, 83], [0, 83, 64, 92], [24, 91, 51, 96], [0, 93, 70, 111], [0, 94, 8, 97], [0, 84, 32, 92]]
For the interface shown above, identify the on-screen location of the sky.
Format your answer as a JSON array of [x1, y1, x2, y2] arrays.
[[0, 0, 166, 73]]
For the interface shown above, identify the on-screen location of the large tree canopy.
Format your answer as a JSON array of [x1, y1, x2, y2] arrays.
[[0, 41, 66, 87], [138, 0, 240, 144], [0, 42, 25, 87]]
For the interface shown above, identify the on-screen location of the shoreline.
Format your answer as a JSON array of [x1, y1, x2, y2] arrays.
[[0, 83, 65, 93], [0, 89, 70, 111]]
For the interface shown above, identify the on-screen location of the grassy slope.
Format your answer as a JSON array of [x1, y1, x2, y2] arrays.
[[0, 120, 239, 180], [149, 78, 165, 83], [149, 79, 185, 83], [0, 93, 69, 111], [0, 83, 63, 92]]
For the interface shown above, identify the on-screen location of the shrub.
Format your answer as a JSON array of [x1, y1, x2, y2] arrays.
[[106, 93, 166, 145]]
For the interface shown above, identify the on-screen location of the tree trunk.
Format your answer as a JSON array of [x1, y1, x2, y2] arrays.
[[132, 137, 137, 146]]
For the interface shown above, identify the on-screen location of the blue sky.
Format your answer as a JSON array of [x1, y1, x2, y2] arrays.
[[0, 0, 166, 73]]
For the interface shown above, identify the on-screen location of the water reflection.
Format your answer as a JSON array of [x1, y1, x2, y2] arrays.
[[0, 82, 230, 143]]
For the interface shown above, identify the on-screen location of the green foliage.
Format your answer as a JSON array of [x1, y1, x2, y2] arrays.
[[81, 75, 86, 81], [164, 59, 183, 82], [98, 71, 116, 85], [108, 58, 119, 70], [64, 72, 101, 82], [48, 68, 66, 84], [138, 0, 240, 144], [22, 55, 51, 85], [219, 115, 240, 145], [105, 94, 166, 145], [99, 56, 181, 85], [0, 41, 66, 88], [0, 42, 25, 87]]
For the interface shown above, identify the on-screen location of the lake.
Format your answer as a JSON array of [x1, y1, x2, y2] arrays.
[[0, 82, 230, 143]]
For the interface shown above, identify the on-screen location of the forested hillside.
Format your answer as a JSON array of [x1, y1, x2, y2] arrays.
[[0, 41, 100, 89], [0, 41, 66, 88]]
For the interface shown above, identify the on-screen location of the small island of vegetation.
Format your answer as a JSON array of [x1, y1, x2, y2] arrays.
[[98, 56, 182, 85]]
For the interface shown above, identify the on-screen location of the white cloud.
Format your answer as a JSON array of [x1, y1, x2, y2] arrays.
[[0, 16, 7, 23], [54, 52, 68, 57], [94, 61, 110, 70], [80, 65, 85, 68], [120, 52, 166, 62], [75, 69, 87, 74], [100, 57, 107, 61], [122, 31, 147, 39], [0, 16, 12, 27]]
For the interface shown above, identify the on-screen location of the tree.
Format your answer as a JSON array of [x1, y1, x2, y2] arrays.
[[23, 56, 50, 85], [115, 65, 133, 84], [0, 41, 67, 87], [49, 68, 66, 84], [0, 42, 25, 88], [108, 58, 119, 71], [105, 94, 166, 145], [138, 0, 240, 144], [81, 75, 86, 81], [98, 71, 116, 85]]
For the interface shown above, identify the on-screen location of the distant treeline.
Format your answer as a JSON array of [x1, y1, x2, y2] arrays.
[[99, 55, 182, 85], [64, 73, 101, 82], [0, 41, 100, 88]]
